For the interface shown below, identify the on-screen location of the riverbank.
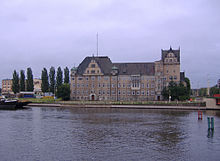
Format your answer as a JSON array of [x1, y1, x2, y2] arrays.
[[21, 98, 220, 110], [28, 102, 220, 110], [29, 103, 210, 110]]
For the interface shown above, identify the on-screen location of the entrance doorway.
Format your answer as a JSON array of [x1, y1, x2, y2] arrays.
[[90, 94, 96, 101], [157, 96, 160, 101]]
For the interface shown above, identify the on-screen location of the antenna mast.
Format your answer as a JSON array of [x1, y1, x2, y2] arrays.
[[96, 32, 99, 57]]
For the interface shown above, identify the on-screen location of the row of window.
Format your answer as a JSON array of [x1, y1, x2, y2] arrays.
[[72, 83, 155, 88], [72, 76, 156, 81], [72, 90, 155, 96]]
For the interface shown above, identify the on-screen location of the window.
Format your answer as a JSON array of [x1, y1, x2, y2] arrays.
[[91, 76, 95, 81], [118, 90, 121, 95], [91, 64, 96, 68], [146, 90, 149, 96], [72, 77, 75, 80], [174, 76, 177, 80], [136, 91, 140, 95], [91, 70, 95, 74], [141, 91, 145, 95], [78, 77, 83, 80], [132, 91, 135, 95], [127, 90, 131, 95]]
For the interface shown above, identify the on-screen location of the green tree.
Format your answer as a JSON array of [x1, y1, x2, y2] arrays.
[[41, 68, 49, 93], [12, 70, 20, 94], [49, 66, 56, 93], [56, 67, 63, 88], [56, 83, 70, 100], [210, 86, 220, 96], [64, 67, 69, 84], [20, 70, 25, 91], [26, 67, 34, 91], [184, 77, 191, 97], [162, 81, 190, 101]]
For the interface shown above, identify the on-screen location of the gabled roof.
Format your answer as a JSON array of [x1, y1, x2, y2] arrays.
[[76, 56, 113, 75], [161, 47, 180, 62], [113, 63, 155, 75]]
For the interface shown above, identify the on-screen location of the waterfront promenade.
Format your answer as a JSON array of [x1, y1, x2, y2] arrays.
[[28, 103, 219, 110]]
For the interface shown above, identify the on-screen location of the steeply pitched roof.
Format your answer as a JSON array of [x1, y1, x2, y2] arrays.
[[77, 56, 113, 75], [161, 47, 180, 62], [113, 63, 155, 75], [76, 56, 155, 76]]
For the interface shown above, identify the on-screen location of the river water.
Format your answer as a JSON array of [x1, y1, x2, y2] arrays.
[[0, 107, 220, 161]]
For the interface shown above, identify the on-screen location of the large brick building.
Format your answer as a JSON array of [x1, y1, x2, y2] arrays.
[[70, 47, 183, 101]]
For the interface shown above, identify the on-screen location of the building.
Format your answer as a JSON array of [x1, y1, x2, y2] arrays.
[[33, 78, 42, 94], [1, 78, 42, 95], [70, 47, 182, 101], [1, 79, 13, 95]]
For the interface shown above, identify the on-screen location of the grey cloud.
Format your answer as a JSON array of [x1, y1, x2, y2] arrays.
[[0, 0, 219, 87]]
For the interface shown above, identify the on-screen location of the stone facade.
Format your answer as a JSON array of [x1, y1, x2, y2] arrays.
[[70, 47, 182, 101], [1, 78, 42, 95], [1, 79, 13, 95]]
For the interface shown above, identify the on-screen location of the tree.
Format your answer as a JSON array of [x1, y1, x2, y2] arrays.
[[184, 77, 191, 97], [12, 70, 20, 94], [49, 66, 56, 93], [41, 68, 49, 93], [56, 83, 70, 100], [64, 67, 69, 84], [20, 70, 25, 91], [56, 67, 63, 88], [162, 81, 190, 101], [26, 67, 34, 91], [210, 86, 220, 96]]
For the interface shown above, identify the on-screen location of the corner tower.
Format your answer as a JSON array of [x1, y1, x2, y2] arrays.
[[161, 47, 180, 86]]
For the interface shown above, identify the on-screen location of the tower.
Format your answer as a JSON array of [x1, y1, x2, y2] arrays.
[[161, 47, 180, 86]]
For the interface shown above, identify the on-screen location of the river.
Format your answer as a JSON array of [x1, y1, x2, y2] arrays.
[[0, 107, 220, 161]]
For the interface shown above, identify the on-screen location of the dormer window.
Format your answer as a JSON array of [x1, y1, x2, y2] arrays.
[[91, 70, 95, 74], [91, 64, 96, 68]]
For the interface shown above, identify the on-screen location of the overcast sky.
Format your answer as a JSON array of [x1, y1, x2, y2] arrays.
[[0, 0, 219, 88]]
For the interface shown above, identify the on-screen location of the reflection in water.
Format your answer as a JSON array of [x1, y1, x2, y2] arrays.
[[207, 129, 214, 138], [0, 107, 219, 161]]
